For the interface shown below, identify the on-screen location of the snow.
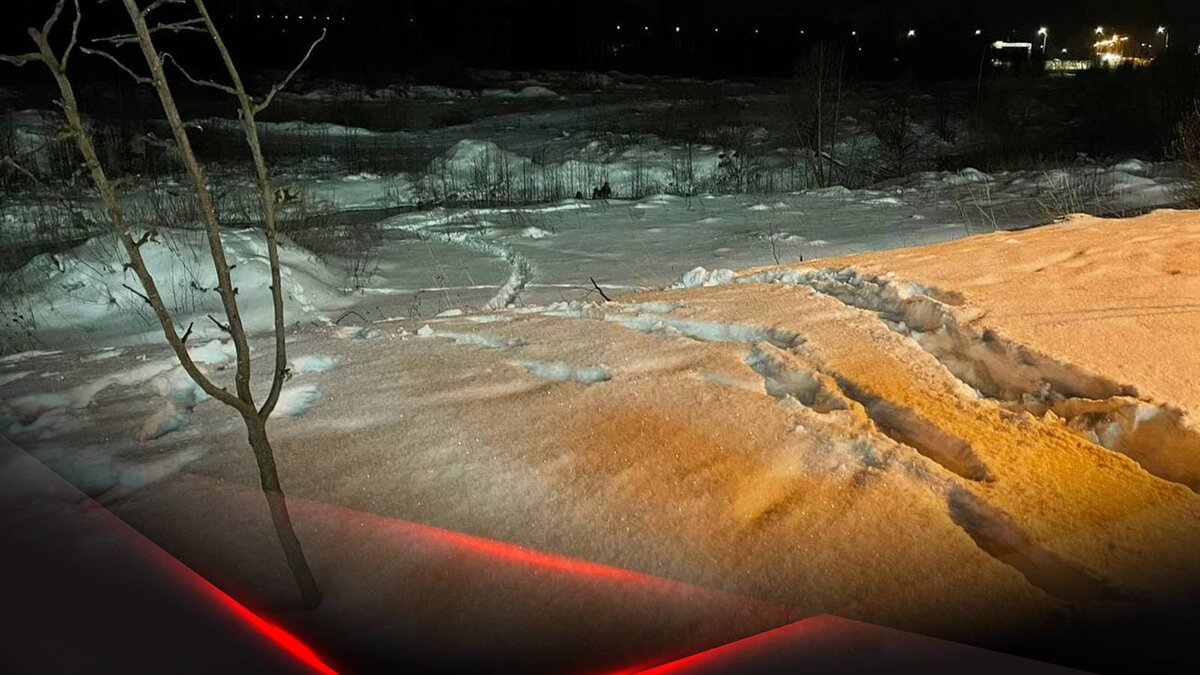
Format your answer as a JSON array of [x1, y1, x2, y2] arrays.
[[5, 69, 1200, 671], [290, 355, 339, 374], [275, 384, 323, 418], [5, 206, 1200, 671], [514, 360, 611, 384], [2, 229, 352, 348]]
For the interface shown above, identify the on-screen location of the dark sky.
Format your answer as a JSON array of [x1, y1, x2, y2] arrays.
[[5, 1, 1199, 79]]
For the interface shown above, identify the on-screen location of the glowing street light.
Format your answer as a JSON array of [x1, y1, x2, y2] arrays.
[[974, 29, 982, 36], [1158, 26, 1170, 49], [1095, 26, 1105, 36], [906, 29, 917, 38], [1038, 27, 1049, 52]]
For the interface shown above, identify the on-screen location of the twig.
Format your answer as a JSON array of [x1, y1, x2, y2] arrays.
[[0, 53, 43, 67], [61, 0, 83, 69], [180, 321, 194, 344], [589, 277, 612, 302], [80, 46, 153, 84], [161, 52, 237, 94], [95, 18, 206, 46], [334, 310, 369, 325], [122, 283, 151, 304], [207, 314, 230, 333], [141, 0, 186, 17]]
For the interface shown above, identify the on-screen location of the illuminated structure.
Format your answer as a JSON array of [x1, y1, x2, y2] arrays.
[[1093, 33, 1151, 68]]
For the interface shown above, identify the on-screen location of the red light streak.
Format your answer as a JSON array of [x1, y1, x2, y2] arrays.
[[630, 616, 830, 674], [173, 568, 338, 675]]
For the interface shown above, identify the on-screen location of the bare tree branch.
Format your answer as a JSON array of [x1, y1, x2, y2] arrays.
[[160, 52, 236, 94], [141, 0, 186, 17], [1, 156, 45, 185], [590, 277, 612, 302], [122, 283, 151, 304], [60, 0, 82, 69], [80, 46, 153, 84], [95, 18, 206, 46], [0, 52, 44, 67], [254, 28, 326, 113], [189, 0, 325, 419], [41, 0, 68, 38]]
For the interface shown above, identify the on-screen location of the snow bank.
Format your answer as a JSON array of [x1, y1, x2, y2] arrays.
[[2, 229, 353, 347]]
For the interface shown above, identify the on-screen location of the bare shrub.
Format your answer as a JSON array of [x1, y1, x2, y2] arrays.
[[789, 42, 849, 188], [1171, 101, 1200, 207], [873, 98, 925, 180]]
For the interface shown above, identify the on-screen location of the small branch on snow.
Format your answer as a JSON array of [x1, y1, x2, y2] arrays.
[[589, 277, 612, 302], [334, 310, 369, 325]]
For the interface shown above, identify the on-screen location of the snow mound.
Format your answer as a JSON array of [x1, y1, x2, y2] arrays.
[[2, 229, 353, 347], [1111, 159, 1150, 176], [291, 355, 339, 374], [276, 384, 322, 418], [516, 85, 560, 99], [671, 266, 737, 290], [519, 226, 554, 239], [944, 168, 993, 186]]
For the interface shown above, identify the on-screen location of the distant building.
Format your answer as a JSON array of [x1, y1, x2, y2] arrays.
[[1044, 58, 1091, 74], [1093, 34, 1152, 68], [989, 41, 1033, 69]]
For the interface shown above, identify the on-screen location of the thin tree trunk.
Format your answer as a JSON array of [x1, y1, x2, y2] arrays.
[[244, 413, 322, 609]]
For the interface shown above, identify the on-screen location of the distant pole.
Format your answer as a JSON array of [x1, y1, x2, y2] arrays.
[[976, 33, 987, 102]]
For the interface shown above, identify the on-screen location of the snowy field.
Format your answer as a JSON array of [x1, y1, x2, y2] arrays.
[[5, 208, 1200, 671], [3, 71, 1200, 671], [1, 160, 1183, 351]]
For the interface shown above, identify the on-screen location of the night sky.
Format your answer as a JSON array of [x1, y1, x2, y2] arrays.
[[4, 0, 1198, 79]]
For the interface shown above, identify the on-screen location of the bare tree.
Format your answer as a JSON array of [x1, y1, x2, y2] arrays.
[[3, 0, 325, 608], [789, 42, 848, 188], [872, 97, 924, 179]]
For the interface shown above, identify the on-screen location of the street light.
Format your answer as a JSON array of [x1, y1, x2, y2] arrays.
[[906, 29, 916, 38], [1095, 26, 1104, 36], [1158, 26, 1170, 49], [1038, 27, 1048, 52]]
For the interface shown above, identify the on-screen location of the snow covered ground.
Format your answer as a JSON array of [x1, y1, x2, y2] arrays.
[[2, 159, 1184, 352], [3, 70, 1199, 670], [4, 206, 1200, 671]]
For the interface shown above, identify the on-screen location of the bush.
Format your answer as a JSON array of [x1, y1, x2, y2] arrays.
[[1172, 101, 1200, 206]]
